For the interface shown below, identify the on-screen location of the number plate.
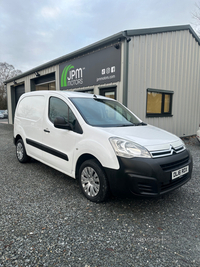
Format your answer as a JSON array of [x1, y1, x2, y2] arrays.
[[172, 166, 189, 180]]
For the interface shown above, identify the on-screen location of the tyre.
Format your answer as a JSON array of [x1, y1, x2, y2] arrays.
[[79, 159, 110, 202], [16, 139, 30, 163]]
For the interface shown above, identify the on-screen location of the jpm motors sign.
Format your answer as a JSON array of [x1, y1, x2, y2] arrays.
[[59, 46, 121, 90]]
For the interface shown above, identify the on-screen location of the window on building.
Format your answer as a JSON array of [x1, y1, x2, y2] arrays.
[[76, 89, 94, 94], [100, 87, 116, 99], [31, 72, 56, 91], [146, 89, 173, 117], [35, 81, 55, 91]]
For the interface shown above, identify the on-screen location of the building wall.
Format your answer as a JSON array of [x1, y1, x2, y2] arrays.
[[127, 30, 200, 136], [6, 29, 200, 137]]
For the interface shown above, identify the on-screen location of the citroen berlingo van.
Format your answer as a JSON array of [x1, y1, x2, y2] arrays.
[[14, 91, 193, 202]]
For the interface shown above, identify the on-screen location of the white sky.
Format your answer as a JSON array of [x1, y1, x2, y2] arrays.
[[0, 0, 197, 72]]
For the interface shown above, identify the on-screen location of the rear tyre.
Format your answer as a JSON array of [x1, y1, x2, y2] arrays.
[[16, 139, 30, 163], [79, 159, 110, 202]]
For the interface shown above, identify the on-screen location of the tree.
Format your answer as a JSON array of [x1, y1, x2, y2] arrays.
[[0, 62, 22, 109], [192, 2, 200, 36]]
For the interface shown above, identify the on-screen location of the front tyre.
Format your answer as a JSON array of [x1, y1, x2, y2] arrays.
[[79, 159, 110, 202], [16, 139, 30, 163]]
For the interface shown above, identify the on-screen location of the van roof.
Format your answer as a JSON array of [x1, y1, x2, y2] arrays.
[[21, 90, 109, 99]]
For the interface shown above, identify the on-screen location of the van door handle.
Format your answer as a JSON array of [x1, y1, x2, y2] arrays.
[[44, 128, 50, 133]]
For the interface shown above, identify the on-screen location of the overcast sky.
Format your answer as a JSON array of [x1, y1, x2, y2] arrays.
[[0, 0, 197, 72]]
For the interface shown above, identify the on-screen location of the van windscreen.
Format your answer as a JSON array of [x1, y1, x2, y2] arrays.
[[70, 97, 141, 127]]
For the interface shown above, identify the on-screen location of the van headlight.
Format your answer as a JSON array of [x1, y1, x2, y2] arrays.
[[109, 137, 151, 158]]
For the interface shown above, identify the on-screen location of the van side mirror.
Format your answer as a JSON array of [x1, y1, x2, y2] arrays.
[[54, 116, 72, 130]]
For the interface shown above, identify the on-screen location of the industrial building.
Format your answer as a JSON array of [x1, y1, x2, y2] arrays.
[[5, 24, 200, 137]]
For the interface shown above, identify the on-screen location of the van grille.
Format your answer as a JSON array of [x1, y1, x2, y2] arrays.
[[138, 183, 154, 194], [160, 156, 189, 172], [150, 145, 185, 158]]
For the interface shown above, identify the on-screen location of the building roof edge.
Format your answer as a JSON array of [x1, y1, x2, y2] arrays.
[[126, 24, 200, 44], [4, 25, 199, 84]]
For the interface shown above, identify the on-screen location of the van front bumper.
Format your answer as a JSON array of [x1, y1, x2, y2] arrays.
[[104, 149, 193, 197]]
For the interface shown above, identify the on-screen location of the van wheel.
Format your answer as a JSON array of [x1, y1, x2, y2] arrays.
[[16, 139, 30, 163], [79, 159, 110, 202]]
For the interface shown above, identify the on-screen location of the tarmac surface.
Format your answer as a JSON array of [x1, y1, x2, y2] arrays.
[[0, 123, 200, 267]]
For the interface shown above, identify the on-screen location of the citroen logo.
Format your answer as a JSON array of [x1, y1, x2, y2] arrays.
[[170, 145, 176, 154]]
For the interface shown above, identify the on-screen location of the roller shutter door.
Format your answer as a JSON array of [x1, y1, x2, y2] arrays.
[[15, 84, 25, 105]]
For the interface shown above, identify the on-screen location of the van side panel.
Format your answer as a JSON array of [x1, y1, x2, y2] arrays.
[[14, 95, 46, 160]]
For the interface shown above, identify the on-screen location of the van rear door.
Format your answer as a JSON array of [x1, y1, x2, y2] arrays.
[[15, 94, 46, 161]]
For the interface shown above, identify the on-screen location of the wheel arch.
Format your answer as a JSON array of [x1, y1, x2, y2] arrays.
[[75, 153, 104, 180], [76, 154, 111, 202], [14, 134, 23, 145]]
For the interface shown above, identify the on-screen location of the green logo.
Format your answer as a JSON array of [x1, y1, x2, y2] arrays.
[[61, 64, 74, 87]]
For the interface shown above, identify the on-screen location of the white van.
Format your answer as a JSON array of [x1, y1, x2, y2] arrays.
[[197, 124, 200, 143], [14, 91, 193, 202]]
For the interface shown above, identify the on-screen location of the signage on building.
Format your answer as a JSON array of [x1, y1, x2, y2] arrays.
[[59, 46, 121, 90]]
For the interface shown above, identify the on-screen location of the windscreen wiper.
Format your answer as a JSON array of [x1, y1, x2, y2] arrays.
[[117, 123, 136, 127], [135, 122, 147, 126]]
